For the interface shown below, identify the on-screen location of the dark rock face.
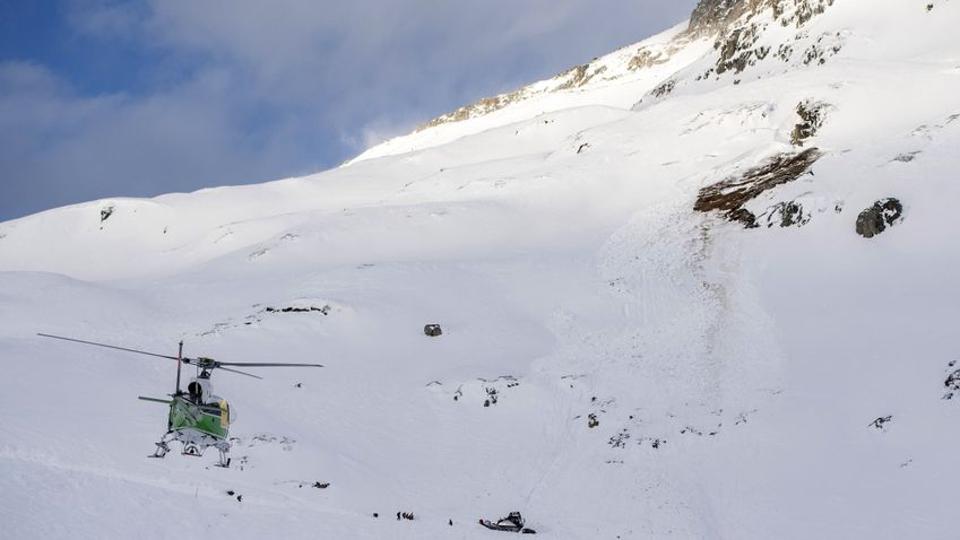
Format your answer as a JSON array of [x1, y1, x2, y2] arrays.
[[855, 198, 903, 238], [727, 208, 760, 228], [650, 79, 676, 98], [689, 0, 837, 81], [760, 200, 811, 228], [691, 0, 835, 33], [791, 100, 828, 146], [892, 151, 921, 163], [943, 360, 960, 400], [690, 0, 749, 35], [715, 22, 769, 75], [100, 206, 114, 223], [265, 305, 331, 315], [424, 324, 443, 337], [694, 148, 823, 228]]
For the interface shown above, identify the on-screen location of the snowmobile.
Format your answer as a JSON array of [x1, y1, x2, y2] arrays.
[[37, 333, 322, 467], [479, 512, 537, 534]]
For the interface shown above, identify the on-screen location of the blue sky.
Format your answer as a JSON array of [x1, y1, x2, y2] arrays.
[[0, 0, 696, 221]]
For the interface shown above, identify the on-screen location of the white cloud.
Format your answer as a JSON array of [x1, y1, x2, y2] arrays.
[[2, 0, 698, 220]]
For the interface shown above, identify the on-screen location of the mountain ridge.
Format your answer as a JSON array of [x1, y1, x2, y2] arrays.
[[349, 0, 842, 163]]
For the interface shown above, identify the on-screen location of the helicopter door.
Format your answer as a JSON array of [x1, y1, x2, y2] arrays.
[[218, 399, 231, 427]]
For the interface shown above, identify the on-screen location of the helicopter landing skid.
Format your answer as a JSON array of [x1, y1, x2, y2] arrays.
[[214, 442, 231, 468], [148, 439, 171, 459]]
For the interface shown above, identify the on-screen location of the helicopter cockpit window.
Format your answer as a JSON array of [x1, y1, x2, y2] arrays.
[[200, 404, 221, 415]]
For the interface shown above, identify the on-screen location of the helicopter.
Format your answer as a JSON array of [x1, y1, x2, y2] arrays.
[[37, 333, 322, 467]]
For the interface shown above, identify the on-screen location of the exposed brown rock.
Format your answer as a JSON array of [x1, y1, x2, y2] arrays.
[[689, 0, 834, 36], [694, 148, 823, 227], [416, 91, 525, 132], [627, 47, 669, 71], [556, 64, 608, 91]]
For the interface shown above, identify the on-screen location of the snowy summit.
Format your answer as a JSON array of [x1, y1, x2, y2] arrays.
[[2, 0, 960, 538]]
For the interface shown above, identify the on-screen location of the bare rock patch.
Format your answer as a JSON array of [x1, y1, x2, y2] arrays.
[[855, 198, 903, 238], [694, 148, 823, 227]]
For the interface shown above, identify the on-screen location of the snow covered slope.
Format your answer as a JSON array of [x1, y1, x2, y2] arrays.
[[347, 21, 713, 163], [2, 1, 960, 538]]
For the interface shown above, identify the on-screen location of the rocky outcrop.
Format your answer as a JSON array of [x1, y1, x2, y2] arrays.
[[791, 100, 828, 146], [943, 360, 960, 400], [264, 305, 332, 314], [690, 0, 834, 35], [694, 148, 823, 227], [417, 0, 837, 133], [627, 46, 672, 71], [690, 0, 838, 81], [759, 200, 811, 228], [417, 91, 526, 132], [855, 198, 904, 238], [555, 63, 608, 91], [715, 22, 769, 75], [689, 0, 753, 36], [650, 79, 677, 98]]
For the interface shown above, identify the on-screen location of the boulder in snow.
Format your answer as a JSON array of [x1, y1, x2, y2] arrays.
[[99, 205, 115, 228], [855, 198, 903, 238]]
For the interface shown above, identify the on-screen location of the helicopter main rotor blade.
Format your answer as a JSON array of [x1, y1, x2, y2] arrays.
[[215, 361, 324, 368], [217, 366, 264, 379], [39, 333, 320, 376], [37, 333, 179, 361], [138, 396, 173, 404]]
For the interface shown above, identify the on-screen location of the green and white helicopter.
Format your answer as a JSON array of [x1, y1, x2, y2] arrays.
[[38, 333, 322, 467]]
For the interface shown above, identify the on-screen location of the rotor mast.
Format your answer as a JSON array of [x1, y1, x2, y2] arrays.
[[175, 340, 183, 396]]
